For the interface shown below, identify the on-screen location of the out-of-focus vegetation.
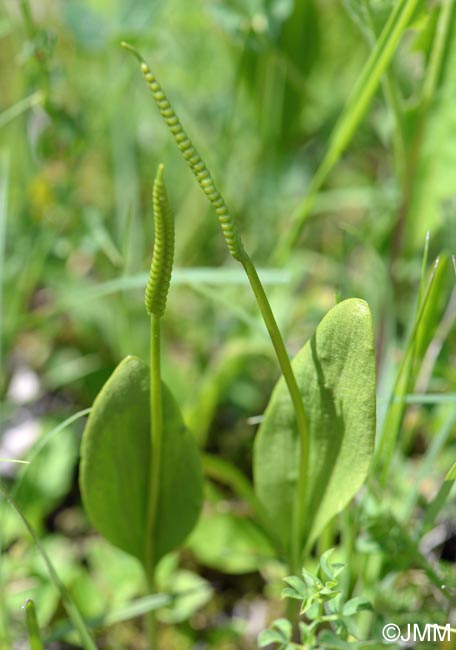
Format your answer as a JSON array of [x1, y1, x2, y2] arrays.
[[0, 0, 456, 648]]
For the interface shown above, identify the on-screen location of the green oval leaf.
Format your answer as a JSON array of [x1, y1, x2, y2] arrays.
[[187, 511, 275, 574], [254, 299, 376, 557], [79, 356, 203, 568]]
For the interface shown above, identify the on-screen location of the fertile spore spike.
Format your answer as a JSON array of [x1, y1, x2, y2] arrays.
[[145, 164, 174, 318], [121, 42, 245, 262]]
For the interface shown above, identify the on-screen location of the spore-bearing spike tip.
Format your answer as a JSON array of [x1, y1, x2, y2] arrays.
[[125, 45, 246, 262], [120, 41, 144, 64], [145, 164, 175, 318]]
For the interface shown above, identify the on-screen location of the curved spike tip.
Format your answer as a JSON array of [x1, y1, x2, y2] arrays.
[[145, 163, 174, 318], [120, 41, 144, 63], [156, 163, 164, 181]]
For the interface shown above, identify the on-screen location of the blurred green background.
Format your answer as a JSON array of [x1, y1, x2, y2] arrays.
[[1, 0, 456, 648]]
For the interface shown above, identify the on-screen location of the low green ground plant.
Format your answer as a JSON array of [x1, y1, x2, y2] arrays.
[[1, 1, 456, 649]]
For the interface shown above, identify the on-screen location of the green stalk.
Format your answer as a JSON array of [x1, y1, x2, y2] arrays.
[[123, 43, 310, 572], [144, 314, 163, 648], [145, 314, 163, 582], [240, 257, 309, 572], [0, 482, 97, 650], [142, 164, 174, 648]]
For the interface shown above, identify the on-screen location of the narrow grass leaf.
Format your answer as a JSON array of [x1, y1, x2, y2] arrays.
[[403, 409, 456, 517], [57, 268, 290, 303], [421, 479, 455, 534], [375, 254, 451, 480], [0, 92, 43, 129], [275, 0, 421, 257], [24, 599, 44, 650], [46, 592, 173, 641], [0, 481, 97, 650], [445, 462, 456, 482], [0, 154, 8, 379]]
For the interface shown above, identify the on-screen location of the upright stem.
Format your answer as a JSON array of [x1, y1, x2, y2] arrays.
[[149, 315, 163, 539], [122, 44, 311, 573], [241, 256, 309, 572], [145, 314, 163, 648]]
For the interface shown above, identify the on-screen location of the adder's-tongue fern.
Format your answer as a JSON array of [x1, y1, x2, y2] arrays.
[[123, 42, 310, 572], [121, 42, 245, 262], [145, 164, 174, 317]]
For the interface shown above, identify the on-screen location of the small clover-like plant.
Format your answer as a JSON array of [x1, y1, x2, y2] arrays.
[[79, 165, 203, 642], [259, 550, 372, 650]]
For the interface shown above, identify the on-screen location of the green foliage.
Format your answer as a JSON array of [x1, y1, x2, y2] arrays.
[[0, 482, 97, 650], [79, 355, 203, 569], [24, 599, 44, 650], [259, 550, 373, 650], [2, 0, 456, 647], [254, 299, 376, 560], [375, 251, 455, 481], [276, 0, 422, 257], [445, 461, 456, 481], [188, 510, 275, 574]]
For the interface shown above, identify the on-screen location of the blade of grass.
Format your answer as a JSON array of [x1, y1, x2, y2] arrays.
[[394, 517, 452, 598], [374, 254, 446, 483], [421, 470, 456, 534], [46, 593, 171, 642], [402, 408, 456, 517], [58, 267, 291, 299], [0, 154, 8, 390], [420, 0, 454, 120], [359, 0, 407, 186], [415, 288, 456, 392], [446, 463, 456, 481], [0, 154, 10, 648], [418, 231, 431, 308], [0, 410, 90, 646], [274, 0, 421, 259], [0, 92, 44, 130], [0, 481, 97, 650], [379, 393, 456, 405], [0, 458, 30, 464], [24, 599, 44, 650], [15, 409, 92, 489], [188, 283, 262, 332], [0, 408, 91, 548], [369, 482, 454, 600], [390, 1, 454, 262], [45, 587, 208, 642]]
